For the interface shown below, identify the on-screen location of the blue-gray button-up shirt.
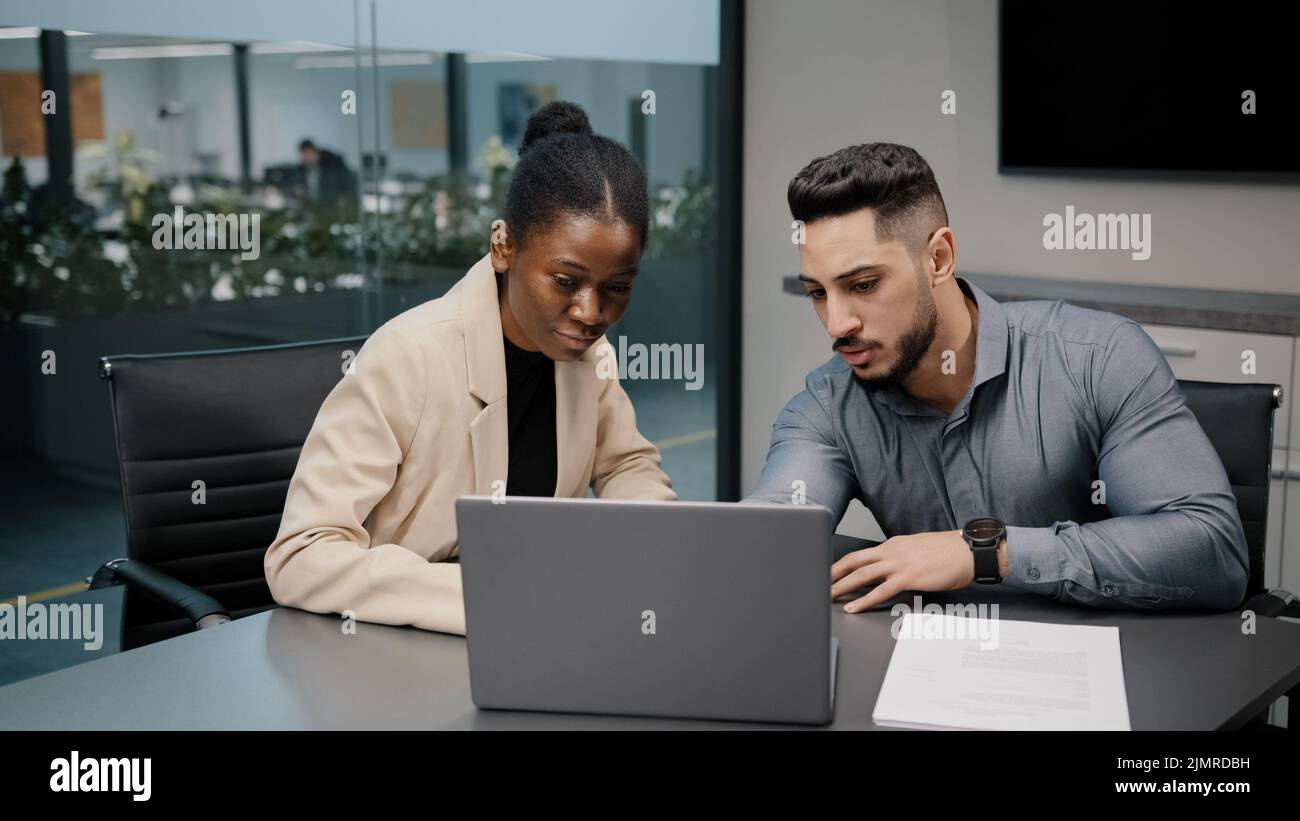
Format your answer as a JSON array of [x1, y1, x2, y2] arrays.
[[746, 277, 1248, 610]]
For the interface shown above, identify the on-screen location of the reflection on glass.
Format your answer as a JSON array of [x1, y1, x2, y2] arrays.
[[1, 24, 721, 496]]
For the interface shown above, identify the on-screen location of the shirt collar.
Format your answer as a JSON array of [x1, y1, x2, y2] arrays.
[[869, 276, 1009, 418], [963, 276, 1009, 392]]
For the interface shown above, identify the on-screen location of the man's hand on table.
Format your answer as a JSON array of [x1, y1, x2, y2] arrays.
[[831, 530, 1010, 613]]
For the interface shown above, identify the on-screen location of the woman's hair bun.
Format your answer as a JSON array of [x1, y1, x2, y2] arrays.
[[518, 100, 593, 156]]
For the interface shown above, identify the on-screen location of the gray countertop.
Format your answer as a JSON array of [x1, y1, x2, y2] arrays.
[[781, 273, 1300, 336]]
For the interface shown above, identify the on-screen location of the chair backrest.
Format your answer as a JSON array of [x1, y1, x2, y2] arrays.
[[100, 335, 368, 649], [1176, 380, 1281, 601]]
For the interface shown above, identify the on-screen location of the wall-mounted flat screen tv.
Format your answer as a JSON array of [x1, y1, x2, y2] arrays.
[[1000, 1, 1295, 175]]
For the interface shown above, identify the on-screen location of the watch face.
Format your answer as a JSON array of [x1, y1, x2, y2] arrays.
[[964, 517, 1004, 540]]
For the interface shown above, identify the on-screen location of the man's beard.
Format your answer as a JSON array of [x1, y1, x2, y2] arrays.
[[850, 284, 939, 391]]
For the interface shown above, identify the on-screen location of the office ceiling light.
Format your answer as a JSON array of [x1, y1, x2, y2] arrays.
[[92, 43, 233, 59], [0, 27, 89, 38], [294, 52, 436, 69], [249, 41, 350, 55], [464, 51, 550, 63]]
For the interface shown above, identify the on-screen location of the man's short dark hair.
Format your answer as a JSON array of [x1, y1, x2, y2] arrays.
[[298, 139, 316, 152], [787, 143, 948, 253]]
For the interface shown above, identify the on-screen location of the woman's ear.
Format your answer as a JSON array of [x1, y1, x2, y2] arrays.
[[489, 219, 513, 273]]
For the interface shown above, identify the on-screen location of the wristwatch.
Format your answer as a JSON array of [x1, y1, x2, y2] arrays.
[[961, 517, 1005, 584]]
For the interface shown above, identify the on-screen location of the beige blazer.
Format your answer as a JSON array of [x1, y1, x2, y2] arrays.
[[264, 253, 676, 635]]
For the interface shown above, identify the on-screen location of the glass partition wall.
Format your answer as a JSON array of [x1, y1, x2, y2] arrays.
[[0, 0, 731, 683]]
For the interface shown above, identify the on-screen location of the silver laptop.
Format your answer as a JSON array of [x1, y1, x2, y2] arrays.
[[455, 497, 838, 725]]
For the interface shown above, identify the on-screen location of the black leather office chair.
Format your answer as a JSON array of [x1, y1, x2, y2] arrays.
[[90, 335, 368, 649], [1178, 380, 1300, 731], [1176, 380, 1298, 616]]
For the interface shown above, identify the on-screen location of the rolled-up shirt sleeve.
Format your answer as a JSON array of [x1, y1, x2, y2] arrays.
[[1003, 321, 1249, 610], [743, 377, 858, 523]]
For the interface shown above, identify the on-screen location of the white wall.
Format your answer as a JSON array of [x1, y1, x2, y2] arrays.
[[742, 0, 1300, 535], [466, 58, 705, 185], [248, 54, 373, 178]]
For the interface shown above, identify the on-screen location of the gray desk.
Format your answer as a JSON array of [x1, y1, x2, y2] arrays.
[[2, 587, 1299, 730]]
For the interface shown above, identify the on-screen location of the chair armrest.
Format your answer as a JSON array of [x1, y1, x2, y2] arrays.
[[88, 558, 231, 628], [1242, 589, 1300, 619]]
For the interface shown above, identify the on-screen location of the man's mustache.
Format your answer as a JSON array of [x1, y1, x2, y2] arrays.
[[833, 338, 881, 352]]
